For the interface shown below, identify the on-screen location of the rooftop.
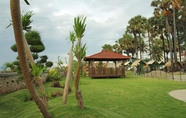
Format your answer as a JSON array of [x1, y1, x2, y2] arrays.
[[84, 50, 131, 61]]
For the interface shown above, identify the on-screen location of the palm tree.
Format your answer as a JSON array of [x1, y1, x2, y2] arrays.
[[63, 31, 76, 104], [170, 0, 182, 68], [102, 44, 113, 51], [146, 17, 153, 60], [151, 0, 174, 72], [126, 15, 147, 59], [118, 33, 135, 56], [177, 1, 186, 61], [10, 0, 51, 117], [153, 38, 163, 61], [138, 37, 148, 59], [73, 15, 86, 109], [112, 43, 122, 54]]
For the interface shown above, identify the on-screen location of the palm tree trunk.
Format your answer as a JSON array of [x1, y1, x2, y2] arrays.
[[173, 8, 178, 71], [23, 37, 35, 65], [166, 17, 174, 79], [134, 33, 138, 59], [74, 39, 84, 109], [10, 0, 51, 117], [36, 77, 48, 108], [63, 42, 74, 104], [148, 31, 152, 60], [161, 34, 166, 62], [24, 36, 48, 107]]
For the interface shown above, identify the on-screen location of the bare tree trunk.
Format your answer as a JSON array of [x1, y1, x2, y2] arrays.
[[63, 43, 74, 104], [10, 0, 51, 117]]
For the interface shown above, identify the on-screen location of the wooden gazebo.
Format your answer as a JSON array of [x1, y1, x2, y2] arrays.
[[84, 50, 130, 78]]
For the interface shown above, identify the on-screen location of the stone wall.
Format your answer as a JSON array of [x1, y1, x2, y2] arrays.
[[0, 72, 48, 95]]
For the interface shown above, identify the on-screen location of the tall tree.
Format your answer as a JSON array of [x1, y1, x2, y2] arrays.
[[73, 15, 86, 109], [9, 0, 51, 117], [8, 11, 49, 107], [151, 0, 174, 73], [153, 38, 164, 61], [63, 31, 76, 104], [126, 15, 147, 59], [117, 33, 135, 56]]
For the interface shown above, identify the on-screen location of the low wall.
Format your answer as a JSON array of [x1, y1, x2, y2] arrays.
[[0, 72, 48, 95]]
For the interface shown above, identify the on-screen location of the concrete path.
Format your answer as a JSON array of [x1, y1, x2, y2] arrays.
[[169, 89, 186, 102]]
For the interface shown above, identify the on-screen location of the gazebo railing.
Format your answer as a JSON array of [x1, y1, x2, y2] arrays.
[[88, 67, 125, 78]]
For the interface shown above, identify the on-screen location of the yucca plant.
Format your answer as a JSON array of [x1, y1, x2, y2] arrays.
[[73, 15, 86, 109], [63, 31, 76, 104], [31, 64, 48, 108]]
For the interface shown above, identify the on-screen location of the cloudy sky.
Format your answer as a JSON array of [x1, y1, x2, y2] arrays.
[[0, 0, 154, 67]]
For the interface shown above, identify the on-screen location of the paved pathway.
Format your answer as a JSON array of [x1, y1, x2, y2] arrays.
[[169, 89, 186, 102]]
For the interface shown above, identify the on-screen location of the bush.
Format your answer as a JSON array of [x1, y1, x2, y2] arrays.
[[47, 68, 62, 81]]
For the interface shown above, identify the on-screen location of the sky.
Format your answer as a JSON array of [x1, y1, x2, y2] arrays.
[[0, 0, 154, 67]]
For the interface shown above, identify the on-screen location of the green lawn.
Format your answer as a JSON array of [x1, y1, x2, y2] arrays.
[[0, 72, 186, 118]]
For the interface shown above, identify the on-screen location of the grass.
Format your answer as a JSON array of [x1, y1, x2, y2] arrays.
[[0, 71, 186, 118]]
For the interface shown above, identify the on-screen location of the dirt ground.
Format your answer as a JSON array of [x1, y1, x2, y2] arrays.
[[146, 70, 186, 82]]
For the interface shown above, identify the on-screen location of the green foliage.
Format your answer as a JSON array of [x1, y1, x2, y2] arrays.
[[48, 69, 62, 81], [32, 53, 38, 60], [73, 43, 87, 60], [3, 62, 17, 72], [25, 30, 42, 45], [38, 55, 48, 64], [45, 61, 53, 68], [22, 11, 33, 32], [8, 11, 52, 71], [102, 44, 113, 51], [73, 15, 87, 39], [30, 45, 45, 53], [69, 31, 76, 43], [11, 44, 17, 52], [31, 64, 46, 79], [72, 60, 78, 73]]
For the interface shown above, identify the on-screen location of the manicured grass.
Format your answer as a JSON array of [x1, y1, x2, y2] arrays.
[[0, 72, 186, 118]]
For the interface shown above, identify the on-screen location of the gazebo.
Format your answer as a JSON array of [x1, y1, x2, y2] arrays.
[[84, 50, 130, 78]]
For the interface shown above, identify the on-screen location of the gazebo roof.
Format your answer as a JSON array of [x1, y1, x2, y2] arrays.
[[84, 50, 131, 61]]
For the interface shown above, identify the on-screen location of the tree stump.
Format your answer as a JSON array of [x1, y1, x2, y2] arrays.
[[77, 90, 84, 109]]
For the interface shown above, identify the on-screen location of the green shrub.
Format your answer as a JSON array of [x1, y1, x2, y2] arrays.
[[48, 68, 62, 81]]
